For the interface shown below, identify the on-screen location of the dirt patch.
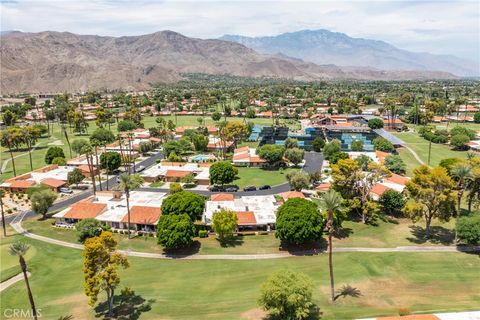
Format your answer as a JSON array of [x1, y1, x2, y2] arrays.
[[49, 293, 90, 319], [48, 140, 64, 146], [241, 308, 267, 320]]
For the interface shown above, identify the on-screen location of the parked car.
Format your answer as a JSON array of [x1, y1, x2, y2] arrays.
[[136, 165, 146, 172], [243, 186, 257, 192], [209, 186, 222, 192], [225, 187, 238, 192], [259, 185, 271, 190], [59, 187, 73, 194]]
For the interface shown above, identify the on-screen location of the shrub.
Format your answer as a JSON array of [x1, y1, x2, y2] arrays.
[[379, 190, 406, 216], [169, 182, 183, 194], [45, 146, 65, 164], [117, 120, 137, 132], [474, 112, 480, 123], [312, 137, 325, 152], [450, 126, 475, 140], [329, 152, 349, 164], [384, 155, 407, 175], [212, 209, 238, 240], [373, 137, 393, 152], [258, 270, 314, 320], [350, 140, 364, 151], [456, 214, 480, 245], [323, 139, 341, 159], [450, 134, 470, 150], [198, 230, 208, 238], [76, 218, 110, 243], [51, 157, 67, 165], [368, 118, 384, 129]]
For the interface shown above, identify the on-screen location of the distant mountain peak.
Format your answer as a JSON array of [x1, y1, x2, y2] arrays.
[[220, 29, 478, 77]]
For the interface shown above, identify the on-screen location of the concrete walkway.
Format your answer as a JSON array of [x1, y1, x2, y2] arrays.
[[0, 272, 30, 292], [1, 143, 42, 174], [10, 221, 479, 260]]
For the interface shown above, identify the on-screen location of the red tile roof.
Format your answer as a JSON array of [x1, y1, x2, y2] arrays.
[[279, 191, 305, 200], [316, 183, 331, 192], [235, 211, 256, 225], [210, 193, 235, 201], [9, 180, 36, 189], [370, 183, 390, 197], [41, 178, 67, 188], [165, 170, 190, 178], [385, 173, 409, 186], [64, 202, 106, 219], [121, 206, 161, 225]]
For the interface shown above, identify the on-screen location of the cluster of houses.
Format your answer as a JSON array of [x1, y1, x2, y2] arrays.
[[52, 190, 307, 233]]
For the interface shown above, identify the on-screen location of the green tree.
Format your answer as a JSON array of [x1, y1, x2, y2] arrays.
[[76, 218, 109, 243], [257, 145, 285, 168], [474, 112, 480, 123], [51, 157, 67, 165], [211, 111, 221, 122], [355, 154, 372, 170], [373, 137, 393, 152], [209, 161, 238, 187], [161, 191, 206, 221], [0, 127, 22, 176], [2, 109, 17, 126], [284, 148, 304, 166], [117, 120, 137, 132], [68, 168, 85, 187], [9, 242, 38, 320], [284, 137, 298, 149], [83, 232, 129, 317], [450, 126, 475, 140], [378, 189, 406, 216], [22, 126, 41, 170], [450, 163, 473, 222], [169, 182, 183, 194], [212, 209, 238, 241], [45, 146, 65, 164], [30, 189, 58, 219], [384, 154, 407, 175], [456, 214, 480, 245], [71, 138, 89, 156], [0, 189, 6, 236], [286, 171, 310, 191], [157, 214, 196, 249], [258, 270, 314, 320], [323, 139, 341, 159], [118, 174, 144, 238], [276, 198, 323, 245], [312, 137, 325, 152], [191, 134, 209, 152], [367, 118, 384, 129], [167, 151, 183, 162], [139, 141, 153, 155], [350, 140, 364, 151], [320, 189, 343, 304], [100, 152, 122, 173], [403, 166, 456, 238]]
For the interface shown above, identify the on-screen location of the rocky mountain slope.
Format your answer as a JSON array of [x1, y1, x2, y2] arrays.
[[0, 30, 458, 93]]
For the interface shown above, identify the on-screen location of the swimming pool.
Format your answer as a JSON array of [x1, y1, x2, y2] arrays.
[[192, 155, 210, 162]]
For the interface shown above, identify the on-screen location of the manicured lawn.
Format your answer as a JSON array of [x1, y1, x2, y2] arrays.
[[21, 215, 463, 256], [0, 236, 479, 320], [0, 228, 37, 282], [233, 167, 298, 189], [393, 131, 468, 168]]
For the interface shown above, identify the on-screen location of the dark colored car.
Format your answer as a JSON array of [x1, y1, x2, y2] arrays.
[[225, 187, 238, 192], [243, 186, 257, 192], [259, 185, 271, 190], [209, 186, 222, 192]]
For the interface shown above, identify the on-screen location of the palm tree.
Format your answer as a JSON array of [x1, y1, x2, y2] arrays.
[[81, 144, 96, 195], [9, 242, 38, 320], [0, 189, 6, 237], [321, 189, 343, 304], [451, 163, 473, 223], [61, 123, 72, 159], [118, 174, 144, 239]]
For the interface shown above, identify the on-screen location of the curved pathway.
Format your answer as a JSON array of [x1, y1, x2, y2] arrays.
[[10, 219, 479, 260], [0, 272, 30, 293], [403, 145, 426, 165]]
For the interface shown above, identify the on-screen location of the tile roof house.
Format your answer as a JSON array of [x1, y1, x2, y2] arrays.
[[121, 206, 161, 226], [279, 191, 305, 201], [63, 201, 107, 220], [232, 147, 267, 167]]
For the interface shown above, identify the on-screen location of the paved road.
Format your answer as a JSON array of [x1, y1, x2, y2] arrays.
[[10, 221, 479, 260], [3, 150, 165, 224], [0, 272, 30, 293]]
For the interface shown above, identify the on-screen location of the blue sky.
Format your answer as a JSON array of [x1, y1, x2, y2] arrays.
[[1, 0, 479, 61]]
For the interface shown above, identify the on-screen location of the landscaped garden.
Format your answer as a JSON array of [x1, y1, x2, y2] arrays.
[[1, 235, 478, 320]]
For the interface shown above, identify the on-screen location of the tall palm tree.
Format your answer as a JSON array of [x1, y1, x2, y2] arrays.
[[321, 189, 343, 304], [81, 144, 96, 195], [118, 174, 144, 239], [9, 242, 38, 320], [0, 189, 6, 237], [451, 163, 473, 221]]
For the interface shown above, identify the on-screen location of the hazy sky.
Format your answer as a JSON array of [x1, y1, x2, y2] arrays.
[[1, 0, 479, 61]]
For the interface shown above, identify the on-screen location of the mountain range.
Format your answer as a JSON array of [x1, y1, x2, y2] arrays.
[[0, 30, 463, 93], [221, 29, 479, 77]]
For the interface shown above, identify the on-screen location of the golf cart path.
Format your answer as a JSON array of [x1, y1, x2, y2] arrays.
[[0, 272, 31, 293], [1, 143, 42, 173], [10, 221, 479, 260], [404, 145, 426, 165]]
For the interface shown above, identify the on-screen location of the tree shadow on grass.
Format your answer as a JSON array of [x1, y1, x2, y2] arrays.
[[407, 225, 455, 245], [216, 235, 245, 248], [280, 238, 328, 256], [163, 240, 201, 258], [94, 289, 154, 320], [333, 227, 353, 240]]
